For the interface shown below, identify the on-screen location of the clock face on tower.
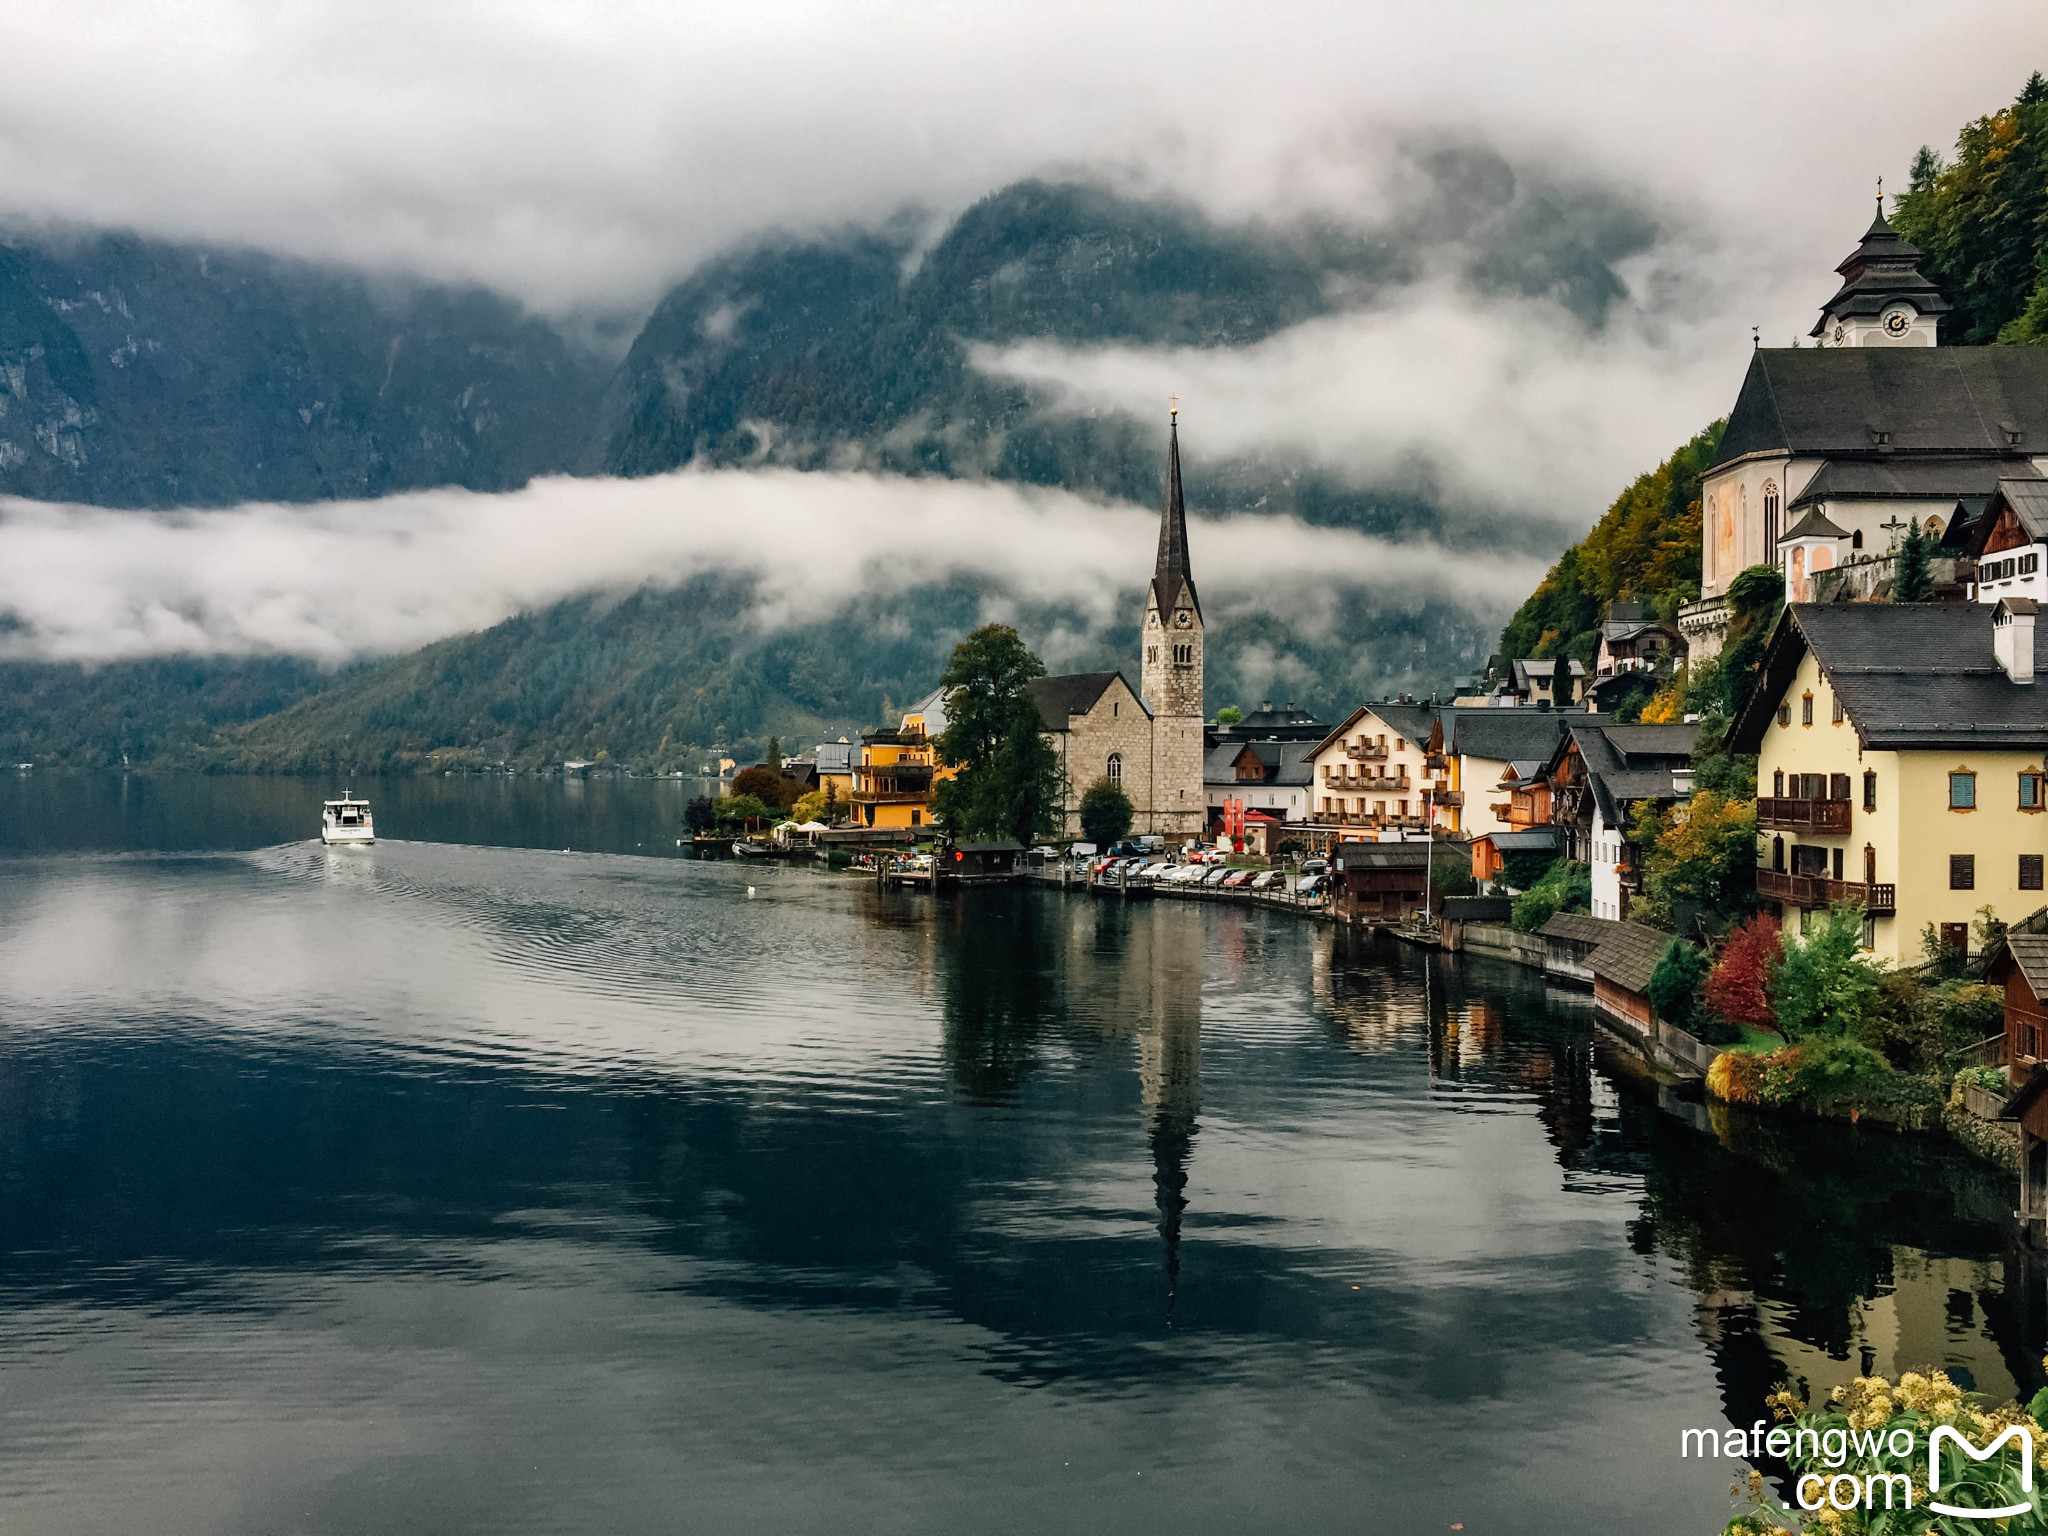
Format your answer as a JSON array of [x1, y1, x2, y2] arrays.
[[1884, 310, 1911, 336], [1173, 610, 1193, 629]]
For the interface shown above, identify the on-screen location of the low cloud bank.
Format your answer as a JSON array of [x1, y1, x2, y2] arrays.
[[0, 469, 1547, 665]]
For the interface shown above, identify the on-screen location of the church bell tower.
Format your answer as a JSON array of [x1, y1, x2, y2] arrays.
[[1140, 404, 1205, 834], [1812, 190, 1949, 348]]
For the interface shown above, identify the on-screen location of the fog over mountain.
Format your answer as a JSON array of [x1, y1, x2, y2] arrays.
[[0, 2, 2041, 763]]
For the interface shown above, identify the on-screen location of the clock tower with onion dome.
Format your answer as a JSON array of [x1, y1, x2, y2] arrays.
[[1811, 188, 1948, 348]]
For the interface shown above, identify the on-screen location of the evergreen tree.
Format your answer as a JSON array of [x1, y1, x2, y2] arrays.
[[1078, 777, 1135, 847], [1894, 516, 1934, 602], [932, 625, 1062, 844], [765, 736, 783, 770]]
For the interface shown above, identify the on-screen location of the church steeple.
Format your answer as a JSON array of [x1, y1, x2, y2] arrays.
[[1152, 406, 1200, 621], [1811, 195, 1949, 347]]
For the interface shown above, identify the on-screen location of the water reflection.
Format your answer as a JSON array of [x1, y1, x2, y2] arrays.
[[0, 820, 2043, 1533]]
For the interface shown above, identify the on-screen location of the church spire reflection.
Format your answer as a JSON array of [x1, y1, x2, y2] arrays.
[[1134, 908, 1203, 1319]]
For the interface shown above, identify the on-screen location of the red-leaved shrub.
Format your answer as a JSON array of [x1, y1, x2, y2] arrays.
[[1706, 913, 1782, 1029]]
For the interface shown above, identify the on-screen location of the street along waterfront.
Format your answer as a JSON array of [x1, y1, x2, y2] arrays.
[[1, 776, 2040, 1533]]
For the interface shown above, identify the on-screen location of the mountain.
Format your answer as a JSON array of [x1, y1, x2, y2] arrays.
[[0, 232, 609, 506], [6, 158, 1671, 769]]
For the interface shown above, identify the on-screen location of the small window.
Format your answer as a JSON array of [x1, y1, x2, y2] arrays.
[[1830, 774, 1850, 801], [1831, 847, 1843, 880], [1950, 854, 1975, 890], [1861, 913, 1876, 949], [2022, 770, 2044, 810], [1950, 770, 1977, 810], [2023, 854, 2045, 891], [1801, 693, 1814, 726], [1107, 753, 1122, 784], [1863, 771, 1877, 811], [1773, 769, 1785, 797], [1801, 774, 1825, 801], [1778, 704, 1791, 727], [1832, 695, 1844, 724], [1112, 701, 1119, 718], [1772, 836, 1785, 872], [1851, 529, 1864, 550]]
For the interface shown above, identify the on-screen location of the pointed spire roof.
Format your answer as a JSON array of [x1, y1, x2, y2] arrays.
[[1152, 409, 1200, 619], [1810, 197, 1950, 337]]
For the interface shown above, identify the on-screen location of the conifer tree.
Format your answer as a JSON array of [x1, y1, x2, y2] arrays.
[[1893, 517, 1934, 603]]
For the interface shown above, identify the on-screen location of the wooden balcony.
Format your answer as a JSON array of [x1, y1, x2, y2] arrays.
[[1757, 797, 1851, 832], [1431, 790, 1464, 809], [1346, 742, 1389, 761], [1756, 868, 1895, 912]]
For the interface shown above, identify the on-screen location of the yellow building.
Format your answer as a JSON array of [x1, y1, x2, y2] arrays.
[[1730, 601, 2048, 964], [851, 687, 954, 831]]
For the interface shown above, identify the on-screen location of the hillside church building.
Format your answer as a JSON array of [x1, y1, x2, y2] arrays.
[[1026, 411, 1207, 839]]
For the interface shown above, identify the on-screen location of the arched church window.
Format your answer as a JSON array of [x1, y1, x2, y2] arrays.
[[1763, 481, 1780, 552], [1106, 753, 1122, 784]]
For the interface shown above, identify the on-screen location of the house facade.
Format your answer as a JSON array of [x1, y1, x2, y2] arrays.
[[1729, 601, 2048, 965], [1543, 723, 1698, 923], [1303, 704, 1455, 841], [1204, 738, 1312, 829]]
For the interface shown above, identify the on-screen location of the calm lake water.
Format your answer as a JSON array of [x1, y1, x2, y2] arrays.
[[0, 774, 2041, 1534]]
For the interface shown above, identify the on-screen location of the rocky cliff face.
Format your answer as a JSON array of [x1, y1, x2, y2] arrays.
[[0, 233, 609, 507]]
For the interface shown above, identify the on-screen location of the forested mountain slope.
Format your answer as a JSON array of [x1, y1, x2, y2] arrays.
[[0, 232, 609, 506]]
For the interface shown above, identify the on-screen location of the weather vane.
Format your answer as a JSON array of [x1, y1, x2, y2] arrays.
[[1877, 174, 1884, 207], [1169, 393, 1179, 419]]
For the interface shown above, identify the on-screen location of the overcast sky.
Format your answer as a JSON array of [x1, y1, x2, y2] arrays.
[[1, 2, 2043, 665], [3, 1, 2039, 324]]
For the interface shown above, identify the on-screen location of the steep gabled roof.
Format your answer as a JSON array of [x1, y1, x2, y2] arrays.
[[1728, 603, 2048, 754], [1956, 477, 2048, 556], [1541, 912, 1621, 947], [1447, 709, 1572, 764], [1027, 672, 1144, 732], [1586, 922, 1673, 995], [1715, 348, 2048, 466]]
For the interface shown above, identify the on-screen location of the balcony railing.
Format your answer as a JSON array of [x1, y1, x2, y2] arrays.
[[1757, 797, 1851, 832], [1757, 869, 1895, 912], [1431, 790, 1464, 809], [1346, 743, 1389, 761]]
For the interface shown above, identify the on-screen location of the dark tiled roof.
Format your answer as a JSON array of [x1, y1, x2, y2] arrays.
[[1729, 604, 2048, 753], [1716, 348, 2048, 466], [1780, 507, 1849, 542], [2001, 932, 2048, 1000], [1788, 457, 2035, 509], [1203, 739, 1313, 785], [815, 741, 855, 773], [1541, 913, 1620, 946], [1483, 828, 1561, 851], [1333, 844, 1434, 870], [1587, 923, 1674, 995], [1957, 477, 2048, 554], [1441, 895, 1514, 923], [1026, 673, 1136, 731], [1448, 710, 1571, 764]]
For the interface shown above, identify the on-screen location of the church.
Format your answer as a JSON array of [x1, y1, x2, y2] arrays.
[[1026, 410, 1207, 839], [1683, 199, 2048, 660]]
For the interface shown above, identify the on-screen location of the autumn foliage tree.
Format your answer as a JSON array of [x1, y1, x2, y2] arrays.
[[1705, 913, 1781, 1029], [731, 765, 801, 810]]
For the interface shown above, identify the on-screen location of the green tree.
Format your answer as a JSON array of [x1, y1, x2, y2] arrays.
[[1511, 859, 1592, 933], [765, 736, 784, 771], [791, 789, 830, 824], [1893, 515, 1934, 602], [714, 793, 776, 831], [1078, 777, 1135, 847], [1647, 938, 1717, 1039], [1215, 705, 1243, 726], [1771, 902, 1885, 1038], [1630, 790, 1758, 930], [932, 625, 1062, 844]]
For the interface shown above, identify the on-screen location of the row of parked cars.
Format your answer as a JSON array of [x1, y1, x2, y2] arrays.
[[1081, 851, 1330, 896]]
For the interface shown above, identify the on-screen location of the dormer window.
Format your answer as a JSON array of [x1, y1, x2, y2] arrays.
[[2002, 424, 2026, 447], [1867, 426, 1891, 447]]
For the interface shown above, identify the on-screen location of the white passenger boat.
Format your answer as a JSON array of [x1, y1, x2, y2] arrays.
[[321, 794, 375, 845]]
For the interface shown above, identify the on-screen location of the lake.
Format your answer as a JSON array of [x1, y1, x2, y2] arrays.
[[0, 774, 2038, 1534]]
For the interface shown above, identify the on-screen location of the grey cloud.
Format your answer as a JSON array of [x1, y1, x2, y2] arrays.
[[0, 470, 1547, 665]]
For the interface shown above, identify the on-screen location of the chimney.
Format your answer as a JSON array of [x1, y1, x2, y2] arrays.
[[1995, 598, 2037, 684]]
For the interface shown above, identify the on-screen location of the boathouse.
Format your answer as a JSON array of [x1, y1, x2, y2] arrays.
[[1984, 923, 2048, 1077], [1584, 922, 1670, 1033], [1537, 912, 1619, 986], [1329, 844, 1433, 924]]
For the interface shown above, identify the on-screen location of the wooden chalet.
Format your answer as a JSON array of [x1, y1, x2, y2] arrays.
[[1329, 843, 1434, 924]]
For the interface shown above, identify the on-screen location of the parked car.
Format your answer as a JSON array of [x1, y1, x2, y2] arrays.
[[1221, 869, 1252, 888], [1294, 873, 1324, 895], [1201, 865, 1232, 887], [1250, 870, 1278, 890], [1300, 857, 1329, 876]]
